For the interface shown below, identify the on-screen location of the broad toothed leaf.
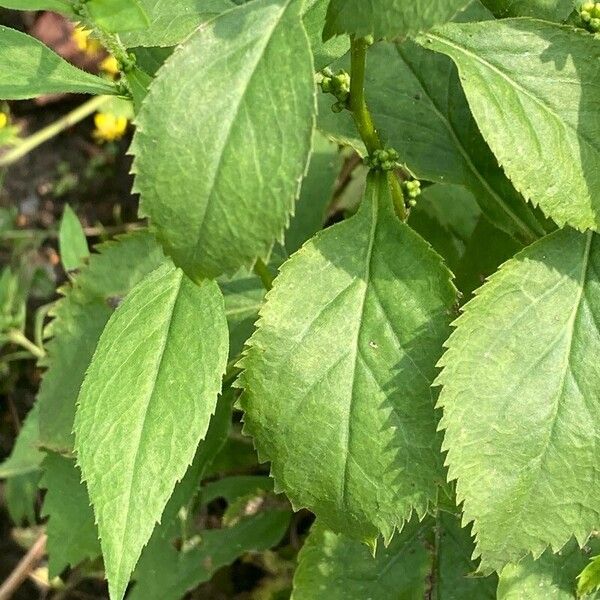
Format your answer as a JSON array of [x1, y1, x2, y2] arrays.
[[40, 453, 101, 578], [239, 173, 456, 543], [420, 20, 600, 231], [132, 0, 315, 279], [74, 263, 229, 600], [38, 232, 166, 454], [437, 228, 600, 571]]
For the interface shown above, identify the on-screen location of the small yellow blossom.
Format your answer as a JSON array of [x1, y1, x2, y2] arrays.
[[72, 25, 102, 55], [100, 55, 120, 77], [0, 113, 7, 129], [93, 112, 128, 142]]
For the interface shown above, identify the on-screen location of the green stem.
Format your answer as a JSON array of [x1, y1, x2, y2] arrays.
[[349, 37, 407, 220], [253, 258, 274, 291], [0, 95, 110, 168], [349, 37, 381, 155], [7, 330, 45, 359]]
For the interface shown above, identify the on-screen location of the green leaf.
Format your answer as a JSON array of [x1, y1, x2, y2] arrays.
[[454, 215, 522, 300], [40, 453, 101, 578], [132, 0, 316, 279], [129, 509, 291, 600], [292, 511, 497, 599], [220, 270, 266, 360], [119, 0, 235, 47], [285, 132, 341, 256], [0, 26, 117, 99], [437, 228, 600, 571], [239, 172, 456, 543], [86, 0, 149, 33], [498, 541, 600, 599], [480, 0, 574, 20], [303, 0, 349, 69], [420, 20, 600, 231], [58, 205, 90, 273], [408, 183, 481, 275], [578, 554, 600, 597], [74, 263, 229, 600], [318, 40, 547, 244], [0, 0, 72, 11], [323, 0, 472, 41], [293, 519, 432, 599], [38, 232, 166, 453], [0, 404, 43, 479], [5, 472, 40, 524]]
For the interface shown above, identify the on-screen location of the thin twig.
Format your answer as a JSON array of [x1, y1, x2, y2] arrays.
[[0, 96, 110, 168], [0, 534, 47, 600]]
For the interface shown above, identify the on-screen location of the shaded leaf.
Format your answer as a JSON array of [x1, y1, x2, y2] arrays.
[[0, 404, 43, 479], [58, 205, 89, 273], [498, 541, 600, 599], [38, 232, 166, 453], [318, 40, 547, 243], [40, 453, 101, 578]]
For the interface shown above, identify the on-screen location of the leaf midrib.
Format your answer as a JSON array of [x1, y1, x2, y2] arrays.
[[339, 191, 378, 509]]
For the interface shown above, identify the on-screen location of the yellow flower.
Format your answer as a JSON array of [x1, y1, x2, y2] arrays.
[[93, 112, 128, 142], [100, 55, 120, 77], [0, 113, 7, 129], [72, 25, 102, 55]]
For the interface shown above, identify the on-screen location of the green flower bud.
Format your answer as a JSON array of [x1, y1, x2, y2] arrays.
[[331, 101, 345, 113], [582, 10, 592, 21], [582, 1, 594, 11], [591, 17, 600, 30]]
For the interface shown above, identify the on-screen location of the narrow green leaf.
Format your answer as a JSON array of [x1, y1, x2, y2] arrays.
[[58, 205, 90, 273], [74, 263, 229, 600], [40, 453, 101, 578], [132, 0, 316, 279], [323, 0, 472, 41], [239, 172, 456, 543], [318, 40, 547, 244], [437, 229, 600, 571], [0, 26, 117, 99], [498, 541, 600, 599], [420, 20, 600, 231], [0, 404, 43, 479], [38, 232, 166, 453], [480, 0, 574, 20]]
